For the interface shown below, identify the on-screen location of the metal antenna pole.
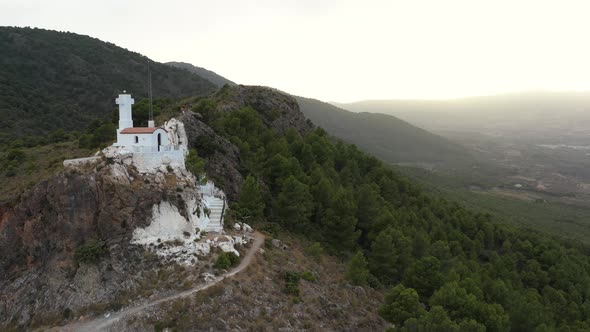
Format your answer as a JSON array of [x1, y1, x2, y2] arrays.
[[148, 59, 153, 121]]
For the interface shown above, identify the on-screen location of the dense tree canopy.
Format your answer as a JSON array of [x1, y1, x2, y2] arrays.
[[198, 100, 590, 330], [0, 27, 215, 144]]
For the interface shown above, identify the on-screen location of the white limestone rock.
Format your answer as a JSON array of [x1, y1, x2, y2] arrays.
[[201, 272, 216, 283], [233, 223, 241, 231], [129, 179, 230, 264], [131, 202, 193, 245], [210, 235, 240, 256], [218, 242, 239, 256], [108, 163, 131, 184], [242, 223, 253, 233], [193, 242, 211, 256], [233, 236, 245, 246], [63, 156, 102, 168], [102, 146, 132, 160], [164, 117, 189, 154]]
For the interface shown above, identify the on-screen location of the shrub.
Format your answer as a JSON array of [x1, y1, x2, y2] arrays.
[[75, 242, 107, 264], [186, 149, 205, 177], [346, 251, 369, 286], [259, 222, 281, 236], [285, 282, 300, 296], [305, 242, 324, 261], [301, 271, 317, 282], [285, 271, 300, 283], [214, 252, 240, 269], [7, 148, 25, 161], [284, 271, 301, 296], [5, 165, 17, 177]]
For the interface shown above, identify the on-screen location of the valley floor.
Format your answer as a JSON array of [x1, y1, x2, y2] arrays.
[[402, 166, 590, 245]]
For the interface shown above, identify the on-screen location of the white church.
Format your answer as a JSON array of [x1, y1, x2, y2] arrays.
[[112, 92, 187, 172]]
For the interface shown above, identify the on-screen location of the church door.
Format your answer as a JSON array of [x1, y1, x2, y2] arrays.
[[157, 133, 161, 151]]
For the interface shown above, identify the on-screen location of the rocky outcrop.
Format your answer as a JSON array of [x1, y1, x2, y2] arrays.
[[180, 111, 244, 201], [213, 85, 314, 136], [164, 117, 189, 149], [0, 159, 195, 328], [0, 85, 318, 329], [179, 85, 315, 201]]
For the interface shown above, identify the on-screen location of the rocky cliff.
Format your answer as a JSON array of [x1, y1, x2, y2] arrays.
[[0, 157, 190, 327], [0, 124, 251, 329], [178, 85, 314, 200], [179, 111, 244, 201], [0, 85, 326, 330], [213, 85, 313, 136]]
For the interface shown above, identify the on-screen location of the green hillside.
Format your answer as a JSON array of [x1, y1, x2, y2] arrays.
[[166, 61, 236, 87], [193, 88, 590, 331], [295, 96, 473, 167], [0, 25, 589, 329], [0, 27, 217, 144]]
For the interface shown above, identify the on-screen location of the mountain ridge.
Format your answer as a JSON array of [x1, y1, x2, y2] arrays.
[[0, 27, 217, 142], [1, 28, 590, 332], [295, 95, 472, 168], [166, 61, 236, 88], [334, 91, 590, 139]]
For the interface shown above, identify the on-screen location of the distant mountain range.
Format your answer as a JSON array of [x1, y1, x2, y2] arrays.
[[166, 61, 236, 88], [334, 92, 590, 143], [0, 26, 471, 168], [295, 96, 472, 167], [0, 27, 217, 142]]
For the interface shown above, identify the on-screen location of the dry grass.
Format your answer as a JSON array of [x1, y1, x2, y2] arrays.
[[0, 141, 95, 201], [126, 234, 389, 331]]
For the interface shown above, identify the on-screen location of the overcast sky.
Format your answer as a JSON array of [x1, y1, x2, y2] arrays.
[[2, 0, 590, 102]]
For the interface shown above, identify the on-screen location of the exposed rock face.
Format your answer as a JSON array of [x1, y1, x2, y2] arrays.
[[214, 85, 313, 136], [0, 159, 194, 327], [180, 111, 244, 201], [0, 85, 319, 329], [179, 85, 315, 201], [163, 117, 189, 149]]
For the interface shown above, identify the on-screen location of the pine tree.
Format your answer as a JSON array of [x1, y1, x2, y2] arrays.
[[273, 175, 313, 232], [369, 228, 398, 283], [346, 251, 369, 286], [379, 284, 423, 326], [235, 175, 265, 223], [321, 187, 360, 252]]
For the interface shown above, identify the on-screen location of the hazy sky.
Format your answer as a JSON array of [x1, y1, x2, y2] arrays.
[[2, 0, 590, 102]]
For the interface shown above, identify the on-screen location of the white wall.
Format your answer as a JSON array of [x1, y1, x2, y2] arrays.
[[115, 128, 170, 148], [115, 94, 134, 131], [132, 149, 185, 173]]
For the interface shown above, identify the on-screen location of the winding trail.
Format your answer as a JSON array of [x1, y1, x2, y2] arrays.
[[53, 231, 265, 332]]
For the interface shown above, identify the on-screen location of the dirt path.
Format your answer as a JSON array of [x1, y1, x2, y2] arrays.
[[52, 231, 265, 332]]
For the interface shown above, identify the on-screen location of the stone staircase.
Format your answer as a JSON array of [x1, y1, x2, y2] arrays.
[[204, 196, 224, 232]]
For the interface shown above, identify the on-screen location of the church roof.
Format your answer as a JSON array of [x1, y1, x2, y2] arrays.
[[120, 127, 166, 134]]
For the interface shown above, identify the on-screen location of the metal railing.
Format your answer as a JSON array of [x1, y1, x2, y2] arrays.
[[220, 198, 226, 226], [130, 145, 181, 153]]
